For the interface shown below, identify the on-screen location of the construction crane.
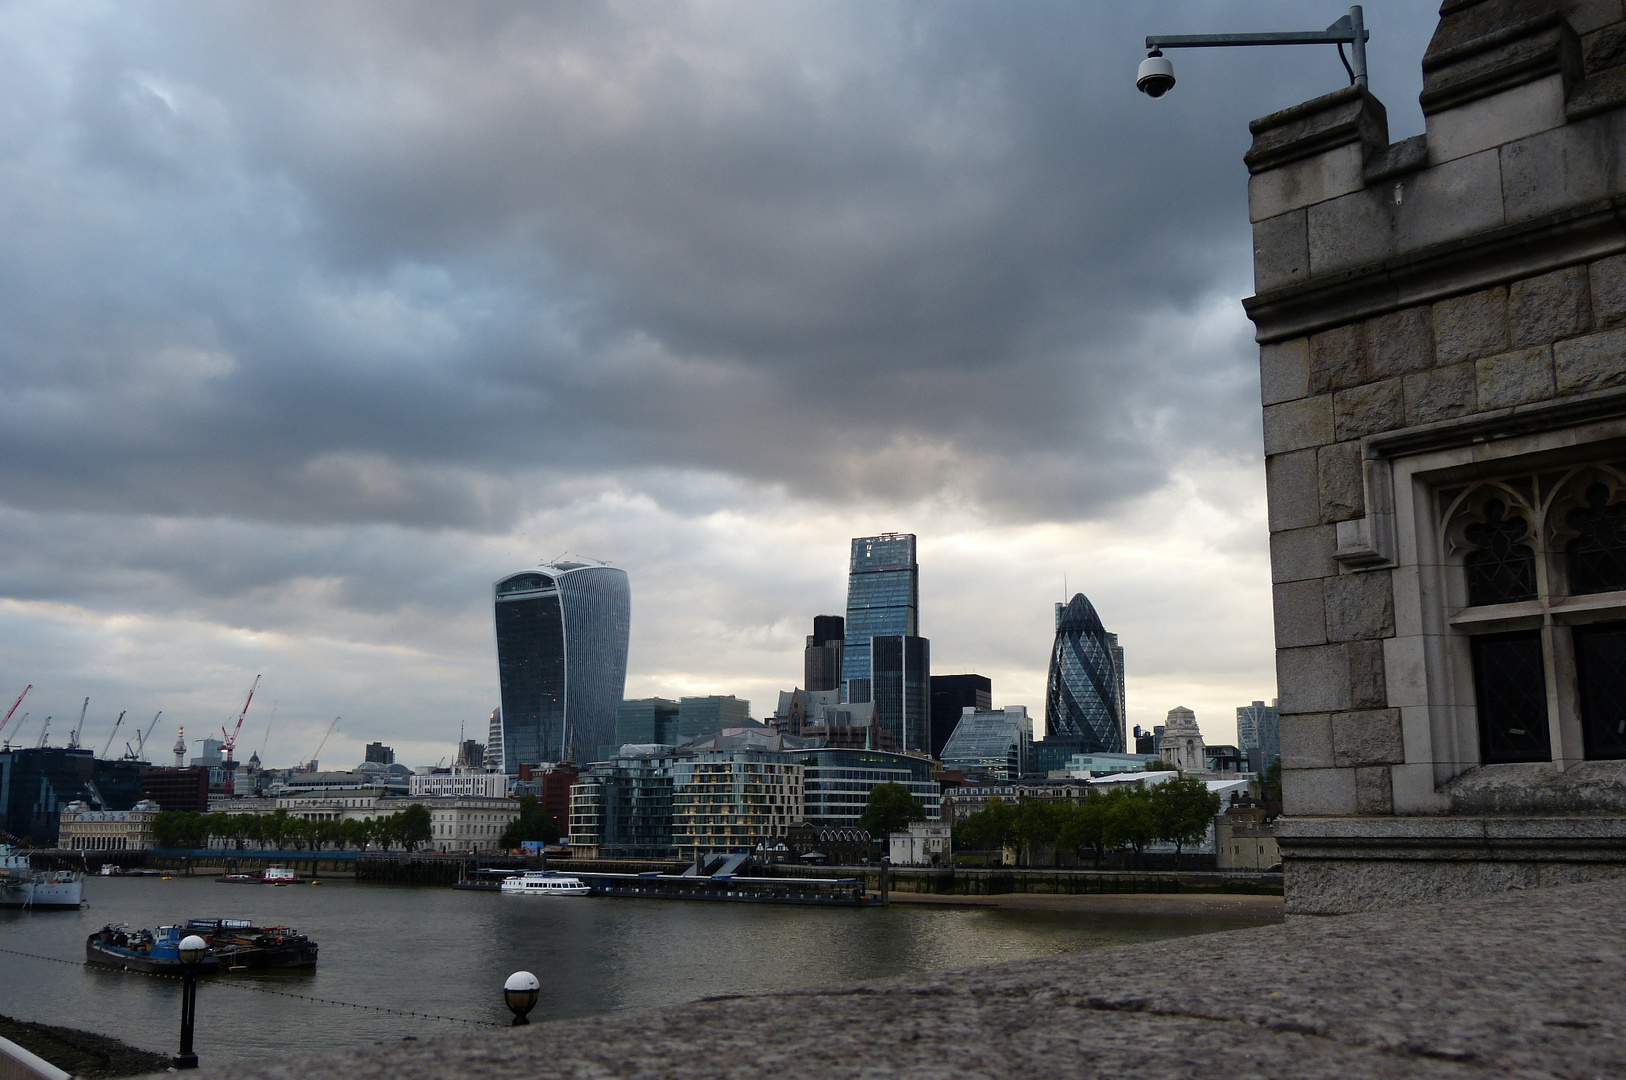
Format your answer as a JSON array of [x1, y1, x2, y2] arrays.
[[35, 716, 51, 748], [307, 716, 340, 771], [125, 711, 161, 761], [256, 700, 277, 759], [67, 698, 88, 750], [99, 711, 127, 758], [5, 713, 28, 748], [220, 674, 260, 770], [0, 685, 30, 742]]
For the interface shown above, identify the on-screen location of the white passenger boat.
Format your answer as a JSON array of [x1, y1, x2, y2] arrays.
[[499, 870, 591, 897], [0, 845, 84, 909]]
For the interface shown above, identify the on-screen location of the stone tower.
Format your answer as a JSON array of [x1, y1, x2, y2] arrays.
[[1248, 0, 1626, 913], [1158, 706, 1207, 772]]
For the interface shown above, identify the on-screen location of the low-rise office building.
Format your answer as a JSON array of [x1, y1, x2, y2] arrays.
[[410, 767, 509, 799], [941, 780, 1091, 824], [939, 707, 1033, 781], [792, 748, 940, 826], [428, 796, 521, 853], [58, 799, 160, 852]]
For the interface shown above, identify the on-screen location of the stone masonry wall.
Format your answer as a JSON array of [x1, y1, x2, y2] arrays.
[[1265, 256, 1626, 818]]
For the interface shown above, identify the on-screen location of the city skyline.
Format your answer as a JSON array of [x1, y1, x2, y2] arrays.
[[0, 4, 1443, 770]]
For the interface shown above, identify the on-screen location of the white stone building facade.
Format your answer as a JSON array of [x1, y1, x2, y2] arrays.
[[1158, 707, 1208, 773], [59, 799, 160, 851]]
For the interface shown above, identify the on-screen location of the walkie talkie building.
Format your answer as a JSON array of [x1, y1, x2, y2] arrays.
[[493, 561, 630, 772], [1045, 592, 1125, 754]]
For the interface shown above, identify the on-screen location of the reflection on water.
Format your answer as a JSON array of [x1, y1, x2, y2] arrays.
[[0, 876, 1274, 1063]]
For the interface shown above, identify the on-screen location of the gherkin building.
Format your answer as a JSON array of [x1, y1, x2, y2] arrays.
[[1045, 593, 1124, 754]]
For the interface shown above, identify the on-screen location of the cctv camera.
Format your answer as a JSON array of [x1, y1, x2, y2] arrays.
[[1137, 50, 1175, 98]]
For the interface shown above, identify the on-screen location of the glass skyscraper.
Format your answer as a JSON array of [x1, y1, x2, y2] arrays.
[[842, 534, 919, 693], [493, 561, 630, 772], [870, 634, 930, 753], [1045, 592, 1125, 754]]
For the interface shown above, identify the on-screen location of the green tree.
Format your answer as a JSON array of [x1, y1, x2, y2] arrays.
[[857, 782, 926, 839], [1103, 786, 1159, 862], [1150, 774, 1223, 859], [1057, 791, 1110, 868], [262, 809, 291, 850], [339, 818, 366, 851], [952, 797, 1017, 864], [396, 803, 433, 852], [152, 810, 198, 849], [1142, 759, 1173, 771], [1260, 756, 1282, 806], [500, 796, 561, 849], [1013, 797, 1065, 867]]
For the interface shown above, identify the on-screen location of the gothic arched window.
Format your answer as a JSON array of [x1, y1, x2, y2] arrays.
[[1566, 484, 1626, 595], [1464, 500, 1537, 605]]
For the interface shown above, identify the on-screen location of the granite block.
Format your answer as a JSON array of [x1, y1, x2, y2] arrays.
[[1475, 346, 1555, 409], [1434, 286, 1509, 365], [1403, 362, 1477, 425], [1508, 266, 1592, 347], [1324, 572, 1395, 642], [1318, 440, 1364, 523], [1554, 326, 1626, 393]]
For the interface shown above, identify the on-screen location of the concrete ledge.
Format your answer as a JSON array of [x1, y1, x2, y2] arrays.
[[203, 877, 1626, 1080], [0, 1035, 70, 1080]]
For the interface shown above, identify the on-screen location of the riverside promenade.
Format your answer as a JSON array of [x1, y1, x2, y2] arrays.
[[199, 877, 1626, 1080]]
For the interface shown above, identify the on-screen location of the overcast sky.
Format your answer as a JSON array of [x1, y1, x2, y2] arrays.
[[0, 2, 1440, 768]]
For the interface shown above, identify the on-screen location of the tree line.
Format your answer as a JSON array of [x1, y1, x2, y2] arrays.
[[952, 775, 1224, 867], [151, 806, 434, 853]]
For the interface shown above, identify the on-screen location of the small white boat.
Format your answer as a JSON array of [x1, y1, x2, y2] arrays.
[[0, 846, 84, 909], [260, 866, 299, 885], [499, 870, 590, 897]]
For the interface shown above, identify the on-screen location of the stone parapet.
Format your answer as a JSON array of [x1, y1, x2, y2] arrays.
[[206, 876, 1626, 1080]]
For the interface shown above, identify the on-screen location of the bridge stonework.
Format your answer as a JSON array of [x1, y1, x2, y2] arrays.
[[1248, 0, 1626, 913]]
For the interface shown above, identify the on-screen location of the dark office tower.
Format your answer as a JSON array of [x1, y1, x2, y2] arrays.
[[1045, 593, 1125, 754], [930, 675, 992, 759], [494, 560, 631, 772], [804, 615, 845, 692], [1105, 631, 1127, 732], [870, 635, 930, 753], [616, 698, 680, 745], [364, 742, 395, 765], [842, 534, 919, 696]]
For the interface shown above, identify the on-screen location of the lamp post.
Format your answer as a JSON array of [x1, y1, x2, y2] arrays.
[[503, 971, 540, 1026], [1137, 5, 1369, 99], [172, 934, 208, 1070]]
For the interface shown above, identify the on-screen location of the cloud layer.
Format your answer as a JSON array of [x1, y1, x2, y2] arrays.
[[0, 2, 1440, 762]]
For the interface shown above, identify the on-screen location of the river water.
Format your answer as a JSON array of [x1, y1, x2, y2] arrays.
[[0, 875, 1274, 1065]]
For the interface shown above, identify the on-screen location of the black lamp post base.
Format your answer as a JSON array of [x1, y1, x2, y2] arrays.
[[172, 1052, 199, 1070], [511, 1015, 529, 1026]]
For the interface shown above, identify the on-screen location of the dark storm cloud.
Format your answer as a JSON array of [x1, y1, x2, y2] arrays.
[[0, 1, 1439, 531]]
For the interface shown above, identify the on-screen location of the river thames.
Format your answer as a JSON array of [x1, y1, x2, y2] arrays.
[[0, 876, 1276, 1064]]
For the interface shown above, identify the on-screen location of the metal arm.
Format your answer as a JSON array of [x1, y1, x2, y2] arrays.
[[1146, 6, 1367, 87]]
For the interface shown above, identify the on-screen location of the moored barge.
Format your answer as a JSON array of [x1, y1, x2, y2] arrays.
[[87, 918, 318, 973]]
